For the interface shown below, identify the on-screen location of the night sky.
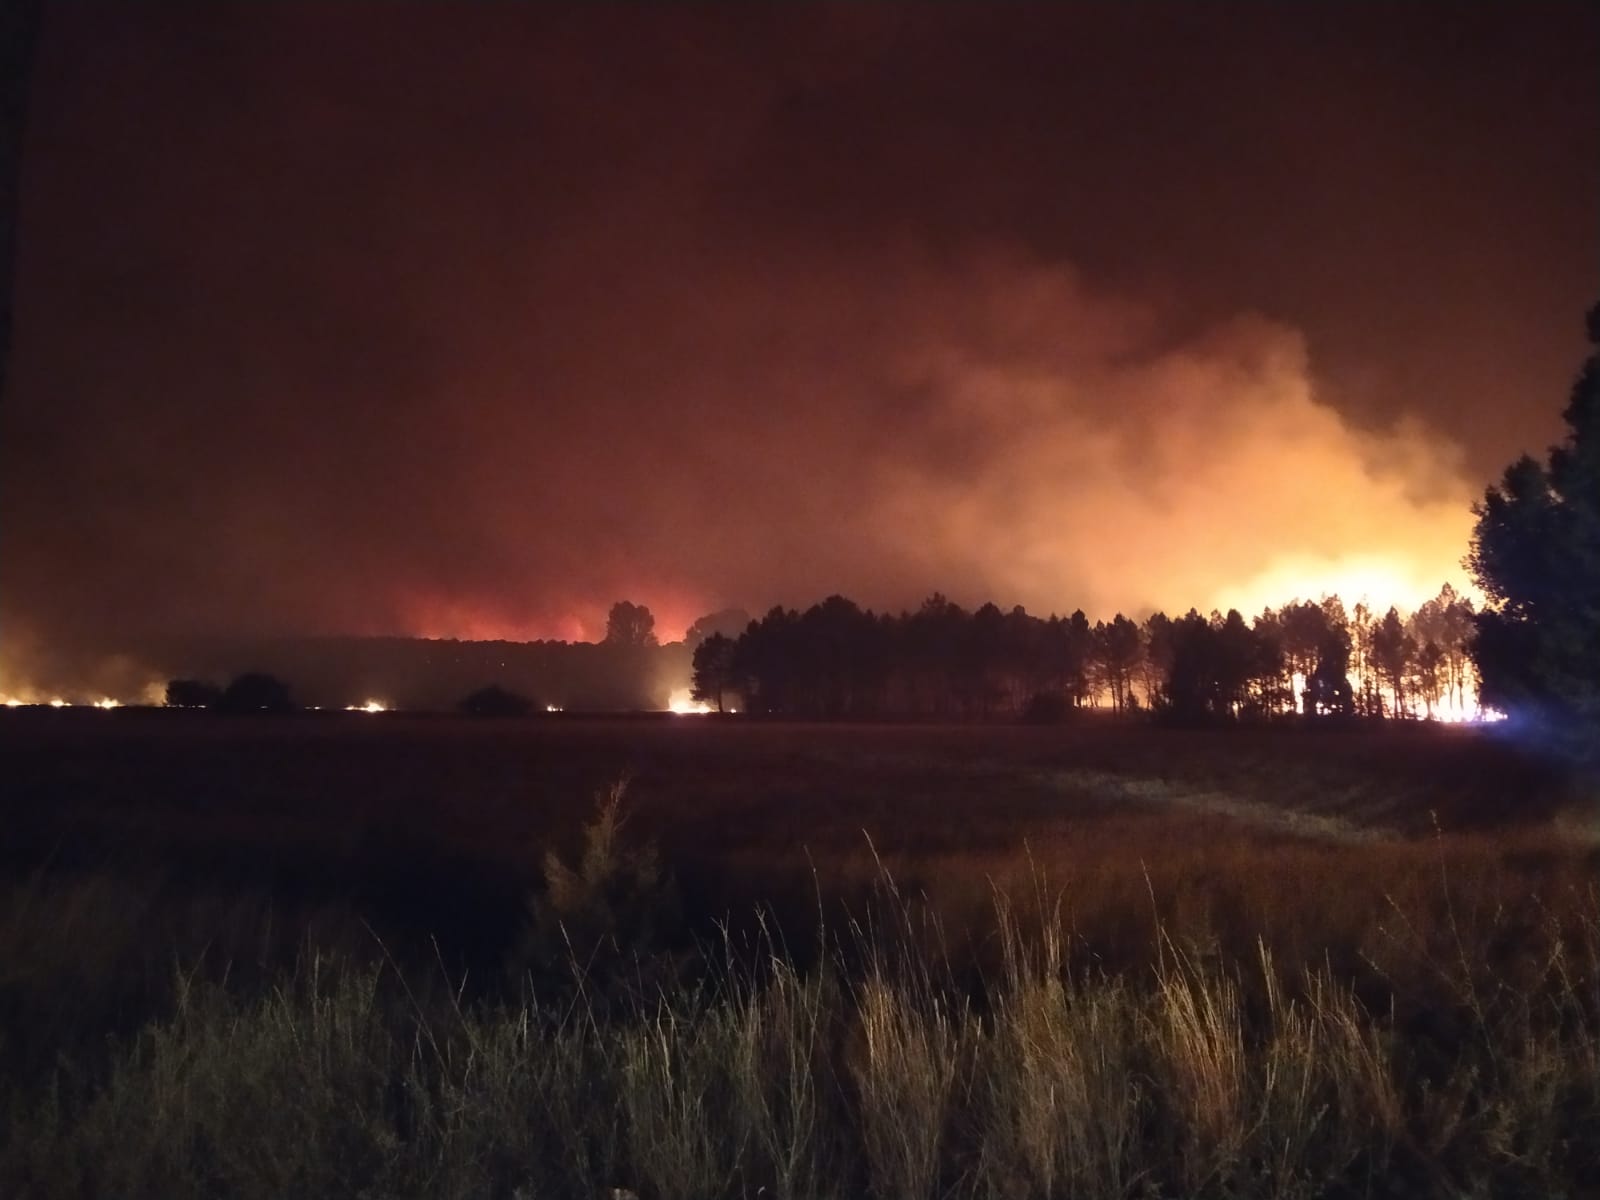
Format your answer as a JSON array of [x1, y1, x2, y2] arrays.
[[3, 5, 1597, 682]]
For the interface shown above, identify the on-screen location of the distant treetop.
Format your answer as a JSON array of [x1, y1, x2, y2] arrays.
[[604, 601, 658, 648]]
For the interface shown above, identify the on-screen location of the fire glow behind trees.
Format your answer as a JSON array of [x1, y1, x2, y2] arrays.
[[0, 7, 1596, 697]]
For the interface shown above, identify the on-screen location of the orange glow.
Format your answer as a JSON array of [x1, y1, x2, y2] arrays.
[[666, 688, 711, 714], [1290, 669, 1500, 723], [1211, 555, 1481, 623], [393, 590, 704, 645], [345, 700, 388, 713]]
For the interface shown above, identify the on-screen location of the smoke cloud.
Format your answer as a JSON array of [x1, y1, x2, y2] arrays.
[[4, 5, 1590, 696], [3, 241, 1476, 651]]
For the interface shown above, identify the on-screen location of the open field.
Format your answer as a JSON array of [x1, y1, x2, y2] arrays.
[[2, 709, 1592, 963], [2, 711, 1597, 1197]]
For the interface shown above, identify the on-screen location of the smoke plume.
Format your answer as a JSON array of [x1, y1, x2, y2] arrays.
[[4, 5, 1588, 697]]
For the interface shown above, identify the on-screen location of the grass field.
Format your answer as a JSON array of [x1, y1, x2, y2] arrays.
[[1, 710, 1597, 1197]]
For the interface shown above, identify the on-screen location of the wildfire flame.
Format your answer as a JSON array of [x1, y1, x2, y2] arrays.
[[1216, 555, 1482, 625], [666, 688, 711, 715], [1289, 670, 1502, 724], [345, 700, 388, 713]]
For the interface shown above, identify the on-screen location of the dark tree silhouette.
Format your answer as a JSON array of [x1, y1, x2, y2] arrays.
[[1304, 655, 1355, 718], [964, 602, 1008, 716], [1022, 688, 1072, 724], [733, 605, 799, 714], [1093, 615, 1144, 712], [1415, 640, 1447, 717], [1140, 611, 1176, 707], [1304, 621, 1355, 717], [1214, 609, 1260, 713], [906, 594, 967, 715], [1155, 609, 1272, 722], [1410, 583, 1476, 712], [216, 673, 295, 715], [690, 633, 737, 713], [710, 587, 1472, 724], [1243, 612, 1289, 715], [458, 684, 534, 717], [1157, 611, 1220, 722], [164, 679, 221, 709], [683, 608, 752, 648], [1279, 601, 1331, 711], [1002, 604, 1048, 709], [604, 601, 658, 648], [1052, 610, 1095, 707], [1349, 602, 1382, 716], [1468, 302, 1600, 739], [1370, 607, 1416, 717]]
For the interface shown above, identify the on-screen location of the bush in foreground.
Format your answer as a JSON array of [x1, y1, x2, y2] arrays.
[[506, 780, 688, 1005]]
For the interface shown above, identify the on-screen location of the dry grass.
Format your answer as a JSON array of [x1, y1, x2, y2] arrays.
[[1, 714, 1597, 1196], [3, 872, 1595, 1199]]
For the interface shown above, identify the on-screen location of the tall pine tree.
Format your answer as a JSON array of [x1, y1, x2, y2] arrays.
[[1467, 302, 1600, 743]]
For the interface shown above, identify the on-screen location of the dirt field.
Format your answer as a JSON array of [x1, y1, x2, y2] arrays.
[[3, 708, 1590, 969], [3, 707, 1574, 845], [4, 709, 1597, 1198]]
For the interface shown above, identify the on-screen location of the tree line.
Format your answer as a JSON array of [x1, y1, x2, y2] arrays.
[[691, 585, 1479, 722], [694, 295, 1600, 742], [149, 299, 1599, 744]]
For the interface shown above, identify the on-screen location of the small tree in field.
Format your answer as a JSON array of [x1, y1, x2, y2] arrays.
[[690, 633, 737, 712], [604, 600, 658, 648], [506, 782, 685, 1005], [458, 684, 534, 717]]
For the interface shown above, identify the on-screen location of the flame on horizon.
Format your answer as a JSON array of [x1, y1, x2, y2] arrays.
[[1216, 555, 1482, 623], [666, 688, 712, 715]]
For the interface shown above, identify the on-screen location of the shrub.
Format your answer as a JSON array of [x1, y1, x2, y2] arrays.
[[506, 782, 686, 1003], [163, 679, 221, 709], [214, 673, 294, 715], [1020, 690, 1071, 723], [457, 684, 535, 717]]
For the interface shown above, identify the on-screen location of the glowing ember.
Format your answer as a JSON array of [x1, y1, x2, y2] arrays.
[[546, 704, 563, 713], [666, 688, 711, 715]]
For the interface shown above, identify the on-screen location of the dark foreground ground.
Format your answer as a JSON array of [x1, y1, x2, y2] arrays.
[[0, 710, 1593, 992], [1, 710, 1597, 1198], [1, 708, 1592, 966]]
